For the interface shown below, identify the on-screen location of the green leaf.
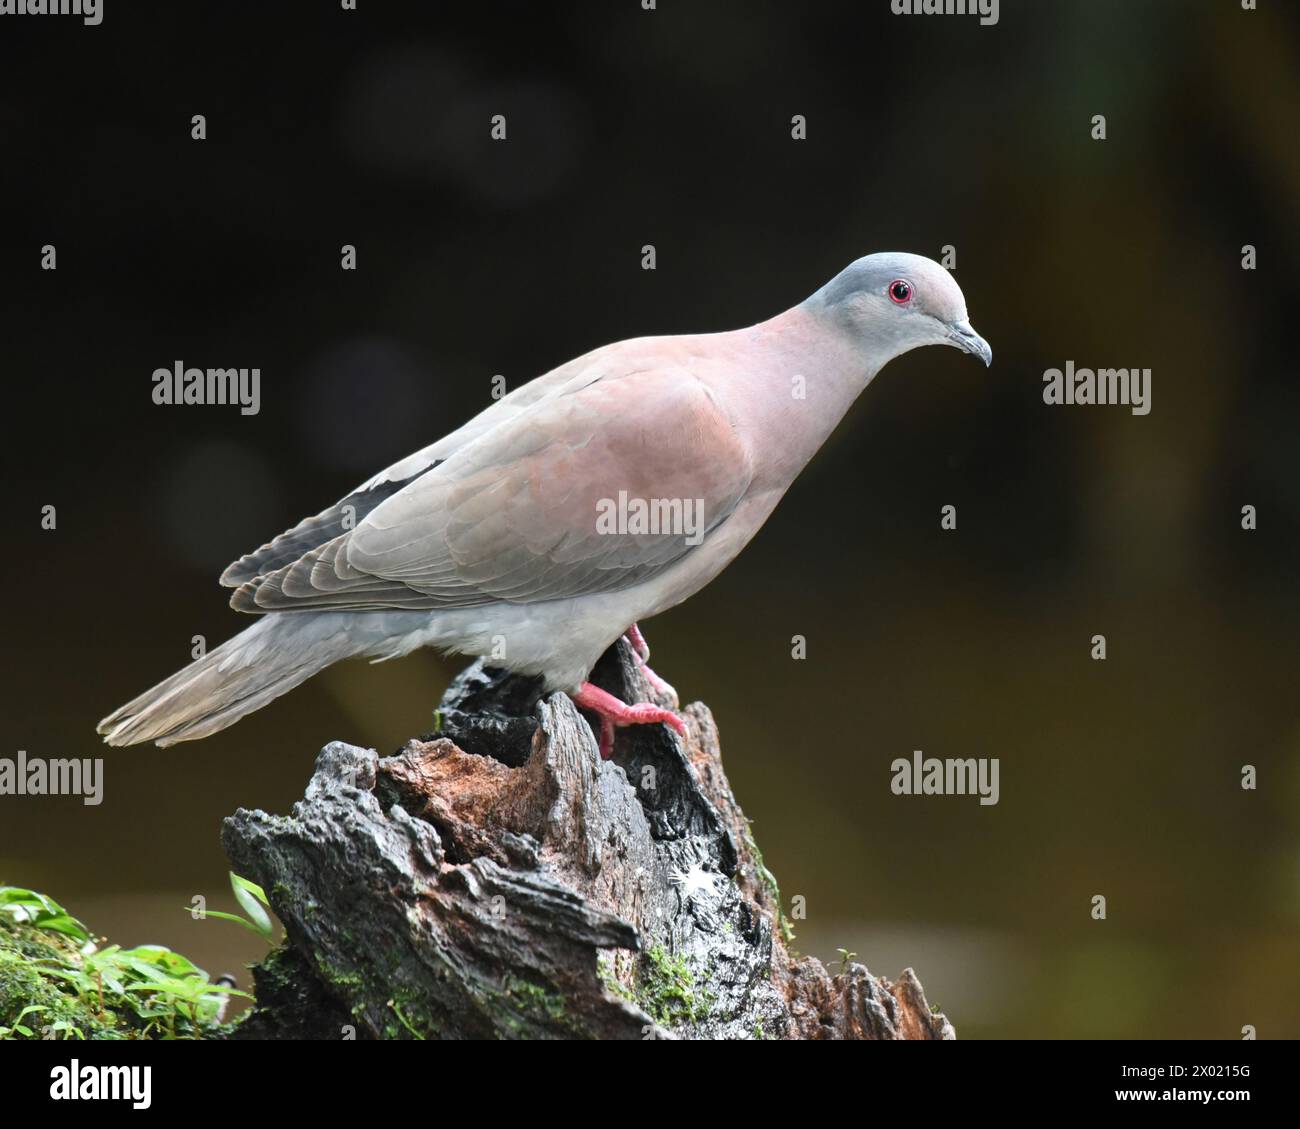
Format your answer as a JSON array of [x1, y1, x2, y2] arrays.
[[195, 909, 266, 936], [229, 874, 273, 938], [31, 966, 82, 985], [229, 873, 270, 908], [30, 913, 90, 942], [127, 944, 191, 969], [0, 887, 63, 914], [122, 957, 172, 983], [0, 888, 90, 942], [102, 972, 126, 996]]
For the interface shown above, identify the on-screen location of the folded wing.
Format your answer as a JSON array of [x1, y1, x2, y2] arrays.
[[231, 367, 752, 613], [219, 345, 614, 587]]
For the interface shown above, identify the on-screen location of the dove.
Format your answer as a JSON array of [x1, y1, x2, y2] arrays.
[[98, 252, 990, 755]]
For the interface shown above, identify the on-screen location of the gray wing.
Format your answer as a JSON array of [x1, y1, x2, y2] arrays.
[[231, 366, 752, 613], [218, 461, 439, 587], [219, 346, 610, 587]]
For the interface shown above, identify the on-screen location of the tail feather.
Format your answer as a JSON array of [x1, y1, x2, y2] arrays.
[[97, 613, 366, 747]]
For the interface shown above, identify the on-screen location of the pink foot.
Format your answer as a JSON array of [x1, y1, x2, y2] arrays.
[[572, 681, 687, 759], [625, 623, 652, 662], [623, 623, 679, 706]]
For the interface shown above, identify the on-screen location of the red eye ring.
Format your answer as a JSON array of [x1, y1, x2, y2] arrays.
[[888, 279, 912, 304]]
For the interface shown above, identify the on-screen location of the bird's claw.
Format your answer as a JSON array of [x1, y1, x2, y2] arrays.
[[638, 662, 679, 708], [624, 622, 679, 706], [572, 681, 688, 759], [620, 701, 687, 736]]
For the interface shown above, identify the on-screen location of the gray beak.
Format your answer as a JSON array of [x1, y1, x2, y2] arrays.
[[948, 319, 992, 368]]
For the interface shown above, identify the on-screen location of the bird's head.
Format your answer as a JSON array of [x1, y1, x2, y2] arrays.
[[805, 252, 992, 369]]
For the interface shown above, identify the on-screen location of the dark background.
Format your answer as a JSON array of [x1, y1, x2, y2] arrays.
[[2, 0, 1298, 1038]]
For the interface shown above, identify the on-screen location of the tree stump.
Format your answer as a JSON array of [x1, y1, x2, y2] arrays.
[[221, 641, 954, 1040]]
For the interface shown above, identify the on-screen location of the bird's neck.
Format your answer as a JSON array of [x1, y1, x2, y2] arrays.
[[719, 305, 883, 490]]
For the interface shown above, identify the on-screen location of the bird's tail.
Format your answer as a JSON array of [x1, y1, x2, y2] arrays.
[[97, 612, 374, 747]]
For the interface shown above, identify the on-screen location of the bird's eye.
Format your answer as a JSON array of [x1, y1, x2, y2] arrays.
[[888, 279, 912, 304]]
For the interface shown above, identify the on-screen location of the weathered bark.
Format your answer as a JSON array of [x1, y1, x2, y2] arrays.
[[221, 641, 955, 1040]]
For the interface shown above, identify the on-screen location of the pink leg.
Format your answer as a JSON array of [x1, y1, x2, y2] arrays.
[[572, 681, 686, 760], [593, 714, 616, 760], [625, 623, 652, 662], [623, 623, 678, 705]]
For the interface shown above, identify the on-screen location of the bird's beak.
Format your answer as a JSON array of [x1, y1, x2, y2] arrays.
[[948, 319, 992, 368]]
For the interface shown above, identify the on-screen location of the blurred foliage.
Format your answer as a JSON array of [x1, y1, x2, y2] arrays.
[[0, 887, 244, 1039]]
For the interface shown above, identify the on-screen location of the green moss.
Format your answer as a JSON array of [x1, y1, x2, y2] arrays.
[[491, 973, 599, 1038], [0, 887, 237, 1040], [316, 955, 366, 993], [300, 950, 438, 1039], [636, 944, 713, 1028], [597, 953, 635, 1004], [0, 936, 117, 1040], [743, 822, 797, 946], [503, 975, 569, 1024]]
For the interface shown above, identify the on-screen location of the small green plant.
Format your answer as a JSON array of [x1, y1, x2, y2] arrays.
[[190, 872, 278, 943], [831, 948, 858, 977], [387, 998, 426, 1040], [0, 1004, 48, 1038], [1, 886, 247, 1040]]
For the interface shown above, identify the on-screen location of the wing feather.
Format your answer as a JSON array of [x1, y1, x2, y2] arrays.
[[232, 365, 751, 614]]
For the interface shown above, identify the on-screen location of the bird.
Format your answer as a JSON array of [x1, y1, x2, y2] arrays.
[[98, 252, 990, 755]]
